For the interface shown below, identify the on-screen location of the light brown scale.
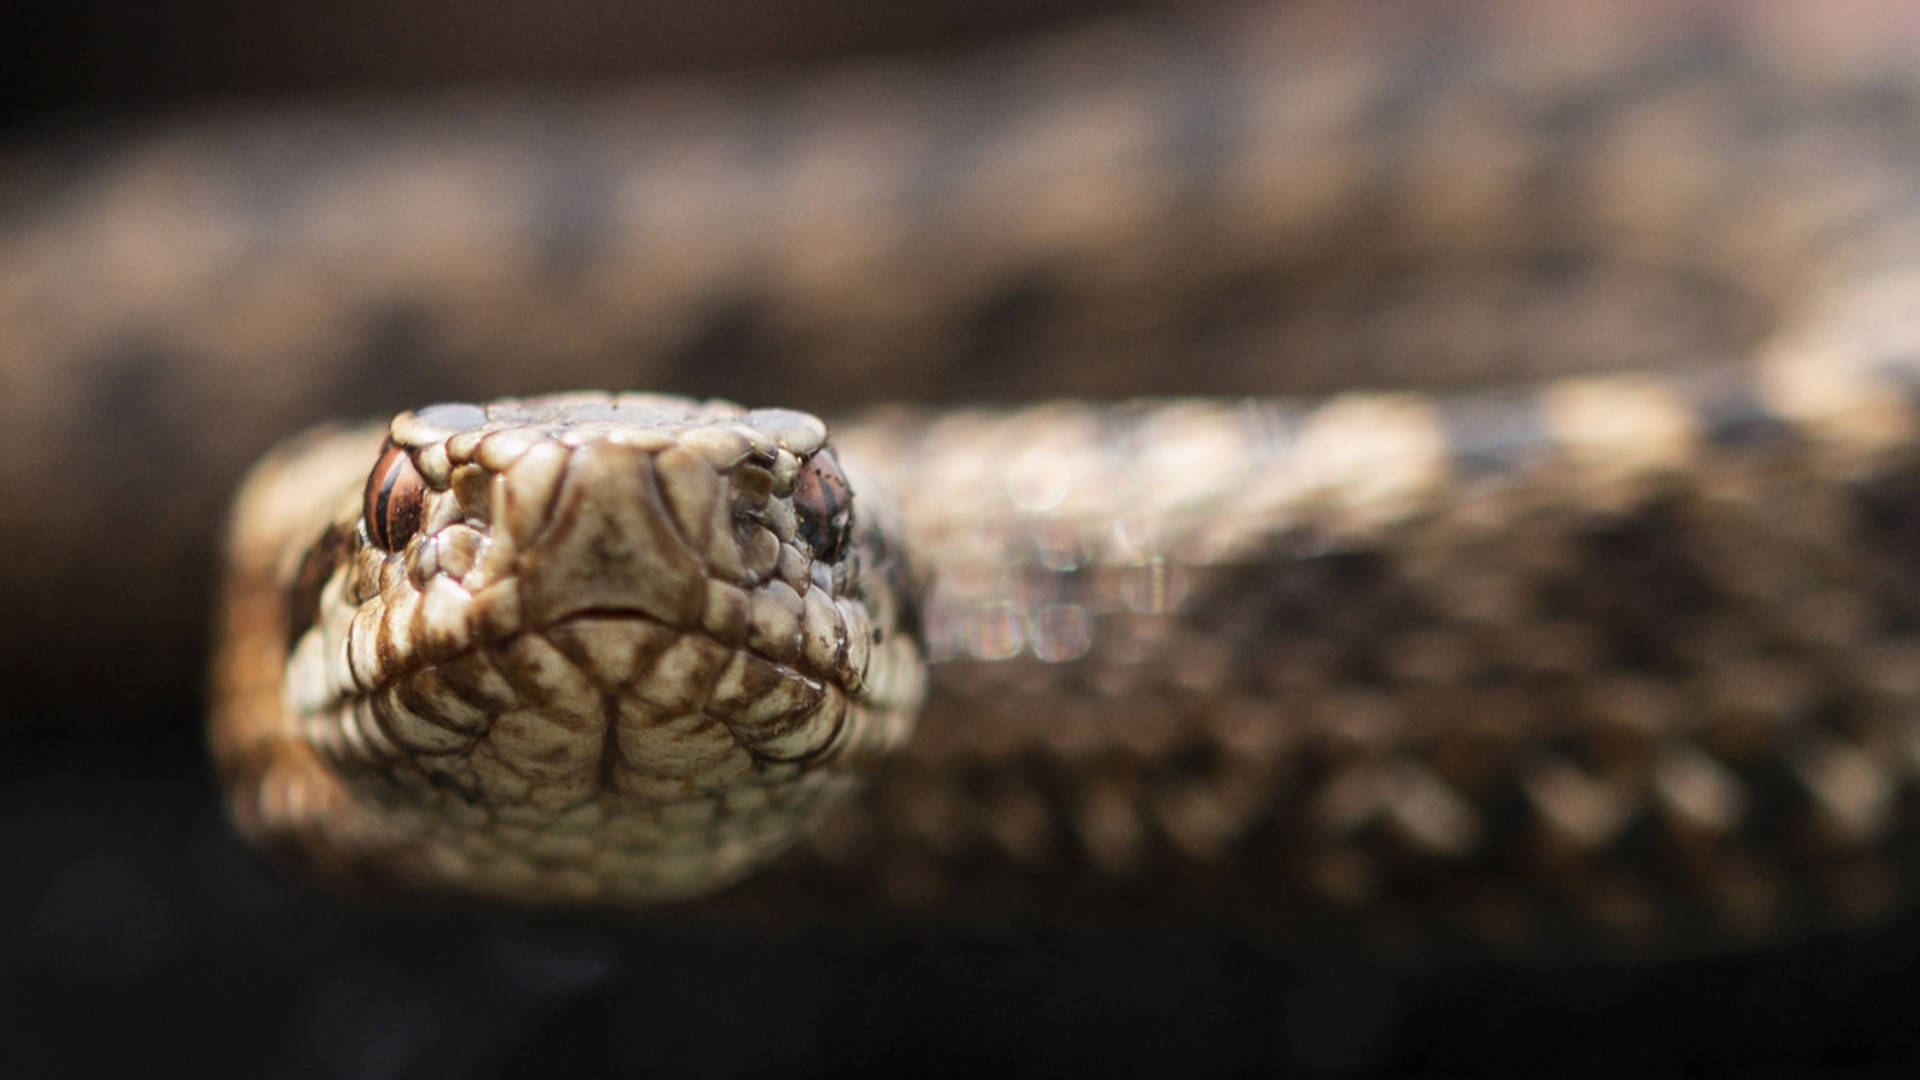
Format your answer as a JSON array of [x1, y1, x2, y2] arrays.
[[177, 1, 1920, 954]]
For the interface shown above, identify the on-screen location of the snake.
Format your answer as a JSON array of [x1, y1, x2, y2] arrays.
[[13, 0, 1920, 956]]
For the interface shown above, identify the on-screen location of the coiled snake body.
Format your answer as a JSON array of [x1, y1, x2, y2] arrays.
[[18, 1, 1920, 953]]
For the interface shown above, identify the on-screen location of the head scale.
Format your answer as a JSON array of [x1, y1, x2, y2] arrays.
[[280, 392, 925, 905]]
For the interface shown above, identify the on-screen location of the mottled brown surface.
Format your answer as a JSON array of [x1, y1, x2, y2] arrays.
[[216, 396, 923, 906], [15, 0, 1917, 730], [16, 2, 1920, 1074], [183, 0, 1920, 953]]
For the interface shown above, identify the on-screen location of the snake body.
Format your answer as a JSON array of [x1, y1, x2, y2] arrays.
[[15, 0, 1920, 952]]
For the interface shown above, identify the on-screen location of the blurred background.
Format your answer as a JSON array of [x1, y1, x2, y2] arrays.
[[8, 1, 1920, 1076], [10, 0, 1153, 129]]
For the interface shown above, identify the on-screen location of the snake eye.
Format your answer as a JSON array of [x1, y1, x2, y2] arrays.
[[794, 450, 853, 563], [363, 440, 427, 551]]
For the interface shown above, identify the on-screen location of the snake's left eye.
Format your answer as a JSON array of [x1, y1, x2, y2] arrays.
[[794, 450, 853, 563], [364, 441, 427, 551]]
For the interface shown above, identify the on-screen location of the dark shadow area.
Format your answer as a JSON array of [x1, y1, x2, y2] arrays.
[[8, 724, 1920, 1077], [9, 0, 1157, 131]]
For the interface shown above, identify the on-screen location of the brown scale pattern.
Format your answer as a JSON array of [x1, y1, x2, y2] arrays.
[[216, 397, 923, 907], [695, 397, 1920, 952], [160, 0, 1920, 950]]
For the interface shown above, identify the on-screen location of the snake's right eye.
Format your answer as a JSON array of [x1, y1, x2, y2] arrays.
[[794, 449, 853, 563], [364, 441, 426, 551]]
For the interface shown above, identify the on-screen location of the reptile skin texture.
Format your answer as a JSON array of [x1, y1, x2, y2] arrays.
[[12, 1, 1920, 962]]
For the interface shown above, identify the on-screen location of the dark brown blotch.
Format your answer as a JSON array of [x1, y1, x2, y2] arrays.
[[284, 523, 354, 651]]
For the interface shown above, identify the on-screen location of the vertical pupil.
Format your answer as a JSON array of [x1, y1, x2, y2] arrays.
[[376, 467, 400, 545], [364, 442, 424, 550]]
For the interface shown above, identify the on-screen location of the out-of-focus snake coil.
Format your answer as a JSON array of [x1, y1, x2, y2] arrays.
[[201, 1, 1920, 953]]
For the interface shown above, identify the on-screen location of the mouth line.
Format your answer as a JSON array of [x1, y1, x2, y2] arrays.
[[550, 606, 677, 624], [540, 606, 848, 690], [326, 601, 850, 709]]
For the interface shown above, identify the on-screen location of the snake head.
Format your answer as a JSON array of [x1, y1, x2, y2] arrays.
[[259, 393, 926, 905]]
